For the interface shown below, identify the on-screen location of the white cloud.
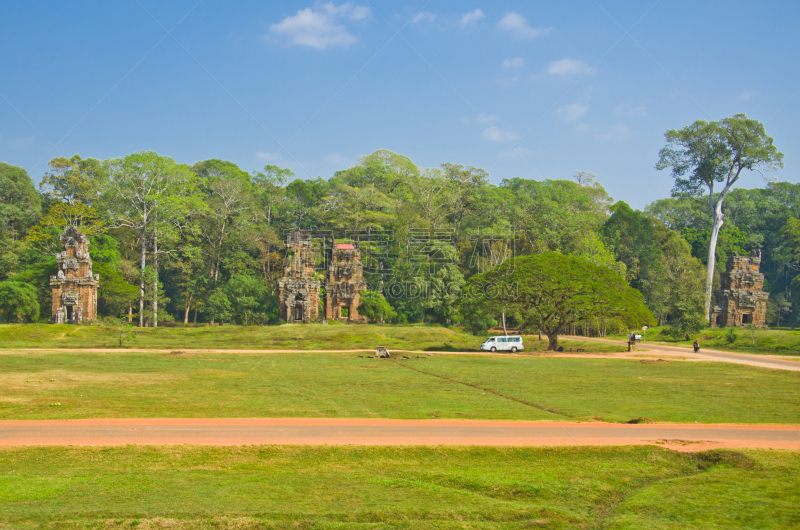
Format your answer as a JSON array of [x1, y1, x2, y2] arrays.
[[502, 57, 525, 69], [547, 58, 592, 75], [256, 151, 283, 162], [613, 103, 647, 118], [475, 113, 496, 124], [555, 102, 588, 122], [595, 123, 631, 142], [740, 90, 756, 100], [7, 136, 35, 150], [482, 126, 518, 142], [497, 12, 551, 39], [460, 9, 485, 27], [411, 11, 435, 24], [270, 2, 370, 49]]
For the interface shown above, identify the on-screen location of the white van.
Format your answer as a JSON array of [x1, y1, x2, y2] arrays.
[[481, 335, 524, 352]]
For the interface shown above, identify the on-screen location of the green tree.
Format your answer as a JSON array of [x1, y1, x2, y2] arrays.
[[104, 151, 198, 327], [782, 218, 800, 262], [0, 162, 40, 241], [40, 154, 105, 206], [204, 289, 233, 324], [0, 281, 40, 323], [652, 233, 708, 336], [766, 293, 792, 328], [193, 160, 255, 282], [600, 201, 662, 288], [285, 177, 328, 228], [357, 290, 397, 323], [462, 254, 654, 350], [0, 163, 41, 279], [223, 274, 277, 325], [656, 114, 784, 321]]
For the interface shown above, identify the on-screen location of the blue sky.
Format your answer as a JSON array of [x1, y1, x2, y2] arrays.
[[1, 0, 798, 208]]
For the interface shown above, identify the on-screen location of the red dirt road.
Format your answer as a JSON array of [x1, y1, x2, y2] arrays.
[[2, 418, 798, 451]]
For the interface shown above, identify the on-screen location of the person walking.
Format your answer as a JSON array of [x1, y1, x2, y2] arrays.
[[693, 340, 700, 353]]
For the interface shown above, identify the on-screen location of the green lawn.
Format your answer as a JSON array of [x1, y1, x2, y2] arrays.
[[0, 323, 624, 353], [0, 445, 797, 529], [607, 326, 800, 355], [3, 350, 798, 423]]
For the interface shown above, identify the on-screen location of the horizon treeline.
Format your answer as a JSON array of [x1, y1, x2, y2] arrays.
[[1, 149, 799, 331]]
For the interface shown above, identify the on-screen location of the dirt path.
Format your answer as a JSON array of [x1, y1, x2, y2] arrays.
[[5, 341, 799, 371], [1, 418, 797, 451], [560, 335, 800, 371]]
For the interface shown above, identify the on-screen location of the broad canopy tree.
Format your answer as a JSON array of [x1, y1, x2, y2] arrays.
[[462, 254, 654, 350], [656, 114, 783, 321]]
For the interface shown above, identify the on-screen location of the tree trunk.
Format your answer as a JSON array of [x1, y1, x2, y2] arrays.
[[139, 231, 146, 327], [152, 233, 158, 328], [547, 333, 559, 351], [184, 296, 191, 324], [502, 312, 507, 336], [128, 305, 132, 324], [704, 200, 725, 322], [193, 303, 198, 324]]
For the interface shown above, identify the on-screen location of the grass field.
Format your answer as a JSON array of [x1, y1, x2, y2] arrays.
[[607, 326, 800, 355], [0, 445, 797, 529], [0, 323, 624, 353], [3, 350, 798, 423]]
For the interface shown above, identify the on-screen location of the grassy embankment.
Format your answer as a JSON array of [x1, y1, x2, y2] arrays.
[[607, 326, 800, 355], [0, 323, 622, 352], [3, 350, 798, 423], [0, 445, 797, 529]]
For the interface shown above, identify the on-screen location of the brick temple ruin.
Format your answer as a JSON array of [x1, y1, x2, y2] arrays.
[[50, 226, 99, 324], [277, 231, 367, 323], [325, 241, 367, 323], [277, 230, 321, 323], [711, 250, 769, 327]]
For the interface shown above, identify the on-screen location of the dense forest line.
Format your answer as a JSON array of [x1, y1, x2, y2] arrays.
[[1, 148, 799, 332]]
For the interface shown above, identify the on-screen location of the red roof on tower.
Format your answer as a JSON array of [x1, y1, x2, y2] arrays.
[[336, 244, 355, 250]]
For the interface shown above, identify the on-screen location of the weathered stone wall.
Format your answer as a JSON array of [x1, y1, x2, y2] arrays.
[[50, 226, 99, 324], [711, 250, 769, 327], [325, 242, 367, 323], [277, 230, 321, 323]]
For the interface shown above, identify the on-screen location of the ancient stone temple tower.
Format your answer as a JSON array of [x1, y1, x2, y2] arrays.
[[50, 226, 99, 324], [711, 250, 769, 327], [325, 241, 367, 322], [277, 230, 320, 323]]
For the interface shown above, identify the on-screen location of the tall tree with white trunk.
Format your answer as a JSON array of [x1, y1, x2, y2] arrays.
[[104, 152, 197, 327], [656, 114, 783, 322]]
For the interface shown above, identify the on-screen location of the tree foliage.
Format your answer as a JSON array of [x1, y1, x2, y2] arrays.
[[462, 254, 654, 350], [0, 281, 40, 323], [1, 143, 790, 330], [656, 114, 784, 320], [357, 290, 397, 323]]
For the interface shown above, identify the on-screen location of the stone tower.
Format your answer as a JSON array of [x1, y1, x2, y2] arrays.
[[277, 230, 320, 323], [711, 250, 769, 327], [50, 226, 99, 324], [325, 241, 367, 322]]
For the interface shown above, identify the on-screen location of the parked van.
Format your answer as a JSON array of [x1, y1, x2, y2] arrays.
[[481, 335, 524, 352]]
